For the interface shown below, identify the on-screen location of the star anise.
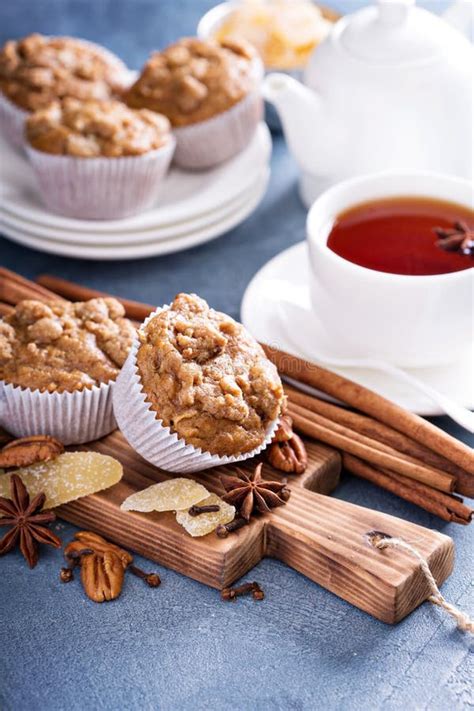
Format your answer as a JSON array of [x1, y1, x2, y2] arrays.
[[433, 220, 474, 257], [0, 474, 61, 568], [220, 463, 290, 521]]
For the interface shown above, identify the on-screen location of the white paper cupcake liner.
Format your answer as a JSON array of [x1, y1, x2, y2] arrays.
[[113, 305, 279, 473], [0, 92, 28, 149], [172, 59, 264, 170], [0, 379, 116, 445], [25, 137, 176, 220]]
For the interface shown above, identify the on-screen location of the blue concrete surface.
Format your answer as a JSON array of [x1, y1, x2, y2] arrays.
[[0, 2, 472, 710]]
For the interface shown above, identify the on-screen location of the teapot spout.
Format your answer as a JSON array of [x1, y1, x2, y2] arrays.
[[263, 73, 324, 174]]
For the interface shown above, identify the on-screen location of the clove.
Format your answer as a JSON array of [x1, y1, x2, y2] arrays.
[[221, 581, 265, 601], [60, 547, 94, 584], [129, 564, 161, 588], [188, 504, 220, 517], [216, 517, 248, 538]]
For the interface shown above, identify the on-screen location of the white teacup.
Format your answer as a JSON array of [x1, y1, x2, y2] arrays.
[[307, 172, 473, 368]]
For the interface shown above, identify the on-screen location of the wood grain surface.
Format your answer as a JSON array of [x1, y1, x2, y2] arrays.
[[58, 430, 453, 624], [1, 269, 455, 623], [58, 431, 341, 590]]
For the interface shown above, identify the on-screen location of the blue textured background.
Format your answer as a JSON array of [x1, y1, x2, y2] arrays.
[[1, 2, 472, 710]]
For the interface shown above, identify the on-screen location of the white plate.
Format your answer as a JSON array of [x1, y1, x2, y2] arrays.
[[241, 241, 474, 415], [0, 123, 271, 232], [0, 171, 269, 260], [0, 168, 269, 245]]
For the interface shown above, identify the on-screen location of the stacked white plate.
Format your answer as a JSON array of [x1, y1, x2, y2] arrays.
[[0, 123, 271, 260]]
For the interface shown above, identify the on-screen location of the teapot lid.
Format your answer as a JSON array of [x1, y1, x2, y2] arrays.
[[338, 0, 459, 64]]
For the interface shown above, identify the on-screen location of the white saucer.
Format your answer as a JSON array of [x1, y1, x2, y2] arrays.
[[0, 171, 269, 260], [0, 123, 271, 232], [241, 241, 474, 415], [0, 168, 268, 245]]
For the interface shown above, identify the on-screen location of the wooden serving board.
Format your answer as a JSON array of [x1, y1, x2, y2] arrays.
[[0, 269, 454, 623], [57, 430, 454, 624]]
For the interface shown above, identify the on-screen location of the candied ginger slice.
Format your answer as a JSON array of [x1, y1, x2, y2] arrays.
[[176, 493, 235, 537], [121, 478, 209, 513], [0, 452, 122, 511]]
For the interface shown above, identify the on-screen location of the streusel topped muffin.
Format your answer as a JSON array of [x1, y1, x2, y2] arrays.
[[26, 98, 171, 157], [0, 34, 129, 112], [0, 298, 135, 393], [135, 293, 284, 456], [125, 37, 259, 127]]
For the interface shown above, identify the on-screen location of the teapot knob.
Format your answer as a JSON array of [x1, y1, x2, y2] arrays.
[[377, 0, 414, 26]]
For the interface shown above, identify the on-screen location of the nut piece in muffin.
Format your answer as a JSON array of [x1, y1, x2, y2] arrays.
[[125, 37, 259, 127], [0, 298, 135, 393], [0, 33, 129, 112], [26, 98, 172, 157], [136, 293, 284, 457]]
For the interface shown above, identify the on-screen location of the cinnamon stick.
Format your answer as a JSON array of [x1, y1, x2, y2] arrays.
[[343, 454, 473, 525], [288, 399, 458, 479], [288, 405, 455, 492], [37, 275, 154, 323], [285, 384, 472, 491], [0, 267, 63, 304], [264, 344, 474, 487]]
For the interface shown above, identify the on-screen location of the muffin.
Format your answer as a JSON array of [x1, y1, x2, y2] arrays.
[[25, 98, 175, 219], [125, 37, 263, 169], [0, 297, 135, 443], [0, 33, 131, 148], [113, 293, 283, 472]]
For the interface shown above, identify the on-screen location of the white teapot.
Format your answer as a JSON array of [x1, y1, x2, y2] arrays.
[[263, 0, 473, 206]]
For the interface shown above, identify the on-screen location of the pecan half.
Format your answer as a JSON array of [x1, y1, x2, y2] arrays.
[[72, 531, 133, 568], [65, 531, 133, 569], [64, 532, 133, 603], [266, 433, 308, 474], [80, 550, 126, 603], [271, 415, 294, 443], [0, 435, 64, 469]]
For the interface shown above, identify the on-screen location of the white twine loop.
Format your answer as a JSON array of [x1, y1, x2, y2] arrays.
[[366, 531, 473, 634]]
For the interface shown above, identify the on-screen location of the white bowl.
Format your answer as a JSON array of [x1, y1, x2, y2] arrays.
[[307, 171, 473, 368]]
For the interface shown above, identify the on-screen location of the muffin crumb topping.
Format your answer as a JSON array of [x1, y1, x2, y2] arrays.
[[26, 98, 171, 156], [0, 33, 129, 112], [136, 293, 283, 456], [0, 298, 135, 392], [125, 37, 259, 127]]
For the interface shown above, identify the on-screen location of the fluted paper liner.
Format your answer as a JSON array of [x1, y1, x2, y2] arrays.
[[0, 92, 28, 149], [172, 60, 264, 170], [0, 379, 116, 445], [113, 305, 278, 473], [26, 138, 176, 220]]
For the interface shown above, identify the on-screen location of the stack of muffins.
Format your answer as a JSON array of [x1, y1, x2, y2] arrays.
[[0, 33, 263, 219]]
